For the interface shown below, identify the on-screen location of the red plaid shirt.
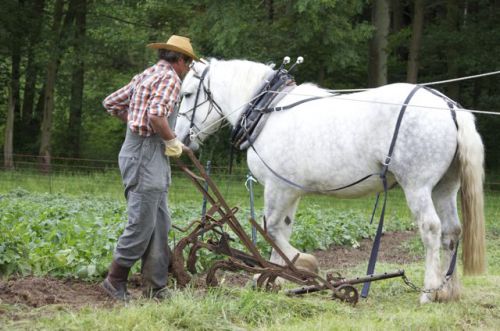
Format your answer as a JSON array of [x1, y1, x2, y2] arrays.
[[103, 60, 181, 136]]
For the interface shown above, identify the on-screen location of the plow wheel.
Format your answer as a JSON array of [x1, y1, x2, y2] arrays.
[[187, 242, 204, 274], [332, 284, 359, 305], [206, 260, 241, 287], [171, 236, 194, 287]]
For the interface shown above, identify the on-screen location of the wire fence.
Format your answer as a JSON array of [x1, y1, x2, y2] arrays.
[[1, 153, 500, 205]]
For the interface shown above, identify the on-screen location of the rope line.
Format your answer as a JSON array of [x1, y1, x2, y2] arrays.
[[187, 70, 500, 139], [420, 70, 500, 86], [268, 90, 500, 116], [324, 70, 500, 93]]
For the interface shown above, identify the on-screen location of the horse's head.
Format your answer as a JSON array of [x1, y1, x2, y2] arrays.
[[175, 58, 275, 150], [175, 60, 225, 151]]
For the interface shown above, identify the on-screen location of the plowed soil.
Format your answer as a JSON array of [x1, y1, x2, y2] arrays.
[[0, 231, 419, 314]]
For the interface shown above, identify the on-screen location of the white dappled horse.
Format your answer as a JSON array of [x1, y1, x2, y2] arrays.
[[174, 59, 486, 303]]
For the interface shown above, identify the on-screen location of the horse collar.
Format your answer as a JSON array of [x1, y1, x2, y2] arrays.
[[231, 68, 296, 150]]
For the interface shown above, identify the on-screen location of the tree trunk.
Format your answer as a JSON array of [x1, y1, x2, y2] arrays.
[[368, 0, 390, 87], [39, 0, 75, 172], [391, 0, 404, 32], [68, 0, 87, 157], [4, 11, 22, 170], [4, 87, 15, 169], [444, 0, 461, 100], [21, 0, 46, 124], [407, 0, 425, 83]]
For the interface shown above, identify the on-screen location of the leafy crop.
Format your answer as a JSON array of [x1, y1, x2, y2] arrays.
[[0, 189, 125, 278], [0, 189, 383, 279], [291, 204, 373, 251]]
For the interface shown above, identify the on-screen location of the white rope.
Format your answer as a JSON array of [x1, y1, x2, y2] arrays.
[[268, 90, 500, 116], [325, 69, 500, 93], [190, 89, 499, 140], [188, 70, 500, 139], [420, 70, 500, 86]]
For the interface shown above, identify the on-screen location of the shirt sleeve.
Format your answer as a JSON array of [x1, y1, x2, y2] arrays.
[[102, 77, 136, 115], [148, 73, 181, 117]]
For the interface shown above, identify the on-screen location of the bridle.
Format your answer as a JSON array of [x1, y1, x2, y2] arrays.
[[177, 64, 225, 144]]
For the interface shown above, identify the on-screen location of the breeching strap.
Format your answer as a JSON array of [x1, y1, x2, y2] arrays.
[[361, 85, 422, 298]]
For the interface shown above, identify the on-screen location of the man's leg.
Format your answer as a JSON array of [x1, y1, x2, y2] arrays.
[[141, 192, 171, 299], [102, 190, 161, 300]]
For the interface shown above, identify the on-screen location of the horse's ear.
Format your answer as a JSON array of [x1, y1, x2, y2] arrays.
[[190, 61, 205, 75], [266, 61, 276, 69]]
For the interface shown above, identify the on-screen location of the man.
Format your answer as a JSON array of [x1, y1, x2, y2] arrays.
[[101, 35, 198, 301]]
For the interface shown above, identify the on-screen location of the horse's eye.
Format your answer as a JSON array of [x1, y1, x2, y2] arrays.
[[184, 93, 192, 98]]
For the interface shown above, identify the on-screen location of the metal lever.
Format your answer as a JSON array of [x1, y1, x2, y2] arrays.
[[287, 56, 304, 73], [277, 56, 291, 71]]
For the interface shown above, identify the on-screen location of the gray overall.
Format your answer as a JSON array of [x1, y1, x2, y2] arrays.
[[114, 128, 172, 290]]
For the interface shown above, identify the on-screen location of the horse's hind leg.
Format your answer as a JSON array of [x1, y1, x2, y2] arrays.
[[403, 186, 442, 303], [432, 160, 462, 301]]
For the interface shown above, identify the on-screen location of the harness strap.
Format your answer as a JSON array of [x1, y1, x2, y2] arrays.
[[422, 86, 459, 129], [361, 175, 389, 298], [249, 145, 378, 193], [259, 95, 329, 113], [189, 67, 210, 131], [446, 240, 459, 278], [361, 85, 422, 298]]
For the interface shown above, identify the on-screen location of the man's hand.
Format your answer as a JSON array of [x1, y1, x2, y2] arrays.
[[164, 138, 184, 158]]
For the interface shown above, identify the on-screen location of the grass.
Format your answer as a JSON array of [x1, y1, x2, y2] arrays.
[[2, 262, 499, 331], [0, 170, 499, 330]]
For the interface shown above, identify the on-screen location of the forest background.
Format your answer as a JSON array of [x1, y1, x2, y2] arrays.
[[1, 0, 499, 172]]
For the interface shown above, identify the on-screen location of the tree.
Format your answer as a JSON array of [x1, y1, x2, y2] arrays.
[[14, 0, 46, 155], [368, 0, 390, 87], [4, 88, 14, 169], [407, 0, 424, 83], [21, 0, 45, 123], [67, 0, 86, 157], [39, 0, 74, 171], [3, 0, 26, 169], [444, 0, 461, 100]]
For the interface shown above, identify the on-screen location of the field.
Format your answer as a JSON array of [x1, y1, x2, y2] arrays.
[[0, 168, 499, 330]]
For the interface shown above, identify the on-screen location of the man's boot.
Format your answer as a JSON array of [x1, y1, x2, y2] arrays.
[[142, 287, 171, 301], [101, 261, 131, 302]]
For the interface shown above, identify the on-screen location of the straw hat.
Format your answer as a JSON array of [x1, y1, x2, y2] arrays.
[[147, 35, 199, 61]]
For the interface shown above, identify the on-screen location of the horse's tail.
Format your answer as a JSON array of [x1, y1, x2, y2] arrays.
[[456, 111, 486, 275]]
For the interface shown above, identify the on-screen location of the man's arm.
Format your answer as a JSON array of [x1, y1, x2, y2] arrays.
[[149, 114, 175, 140], [149, 73, 184, 157], [150, 114, 185, 158], [103, 79, 134, 118]]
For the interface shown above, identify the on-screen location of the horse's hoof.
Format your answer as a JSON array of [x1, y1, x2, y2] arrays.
[[419, 292, 436, 304], [435, 286, 461, 302], [419, 293, 431, 304], [295, 253, 319, 274]]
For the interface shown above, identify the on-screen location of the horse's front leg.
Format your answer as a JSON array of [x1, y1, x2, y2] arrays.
[[263, 185, 319, 274]]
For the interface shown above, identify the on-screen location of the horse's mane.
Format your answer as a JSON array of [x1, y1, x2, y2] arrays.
[[209, 58, 274, 96]]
